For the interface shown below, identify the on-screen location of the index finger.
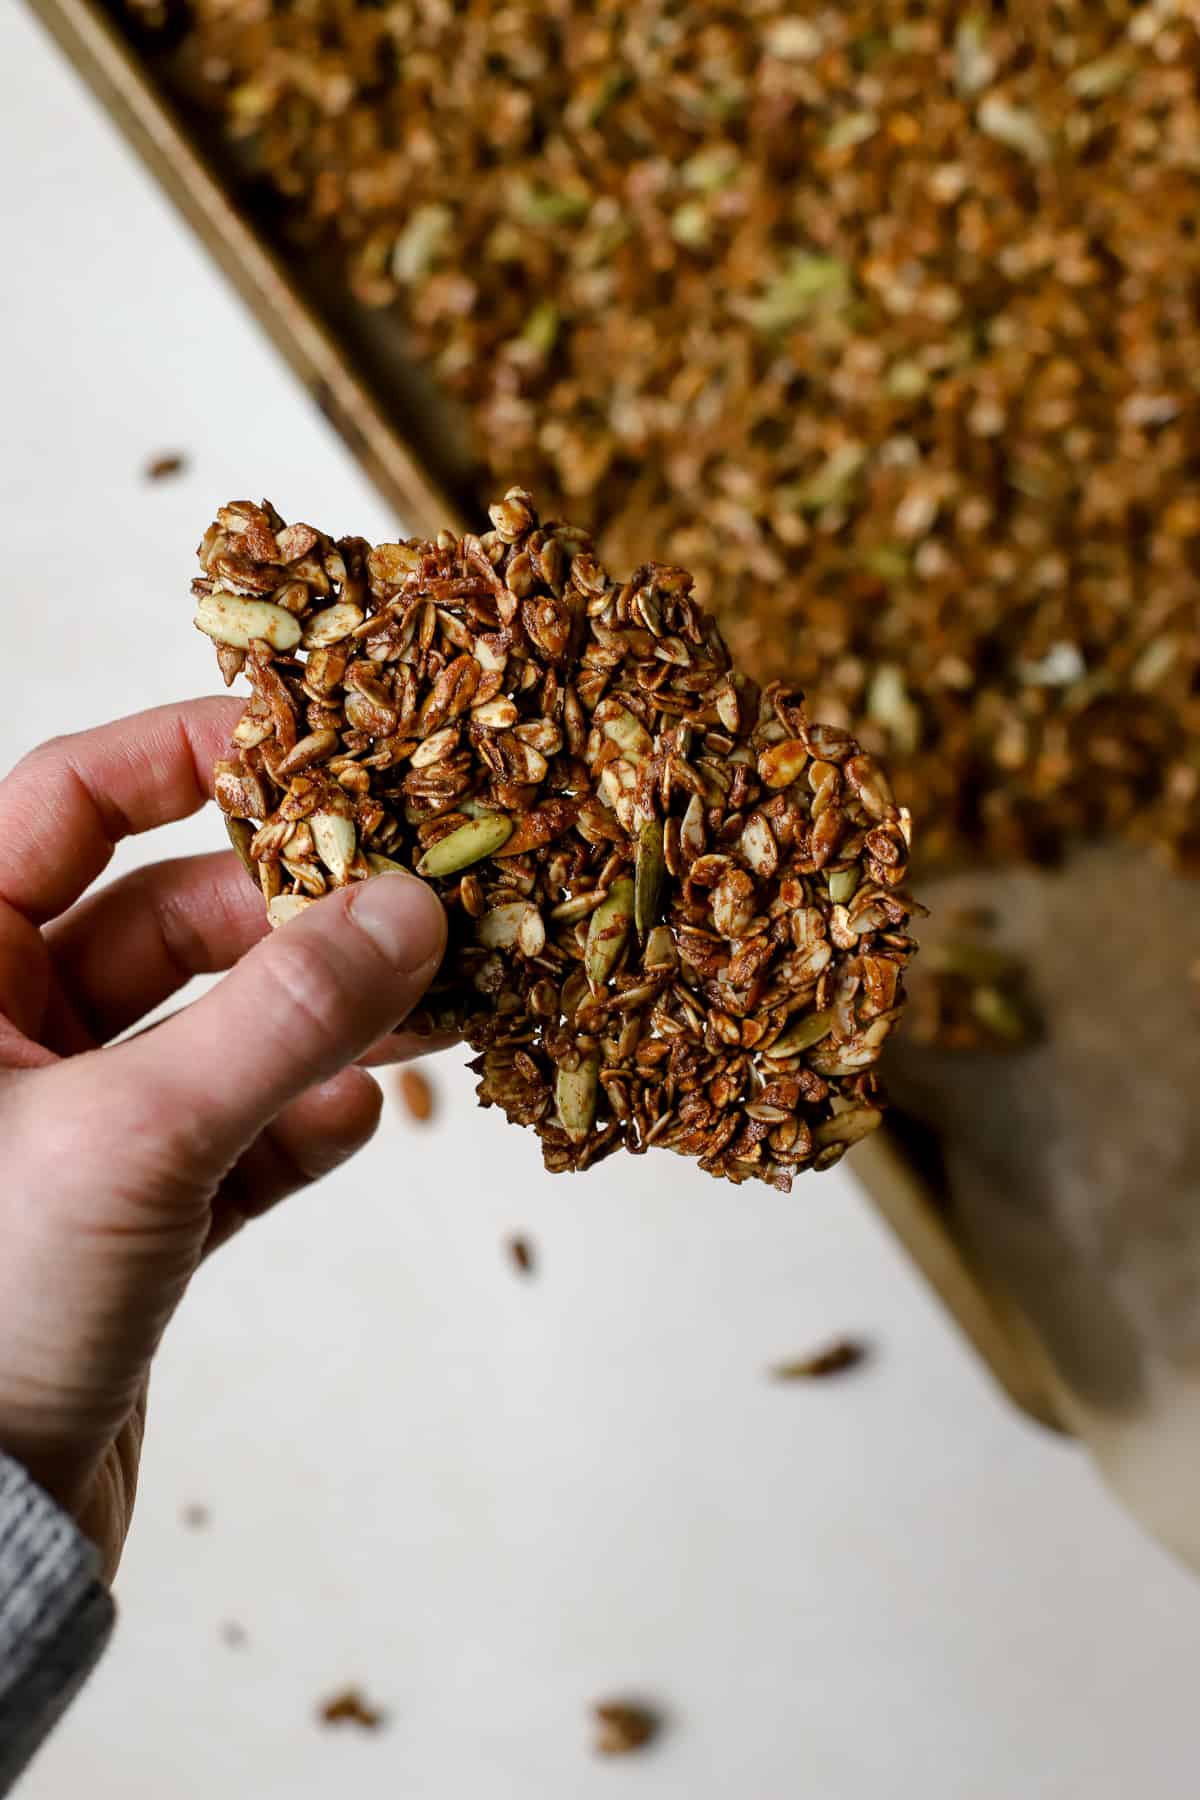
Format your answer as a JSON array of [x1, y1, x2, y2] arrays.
[[0, 696, 242, 926]]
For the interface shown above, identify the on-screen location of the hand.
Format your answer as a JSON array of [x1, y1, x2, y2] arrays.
[[0, 698, 447, 1580]]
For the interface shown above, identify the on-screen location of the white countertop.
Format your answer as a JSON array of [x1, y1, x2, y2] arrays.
[[4, 7, 1199, 1795]]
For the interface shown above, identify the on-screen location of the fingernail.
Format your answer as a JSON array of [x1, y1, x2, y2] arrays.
[[349, 871, 446, 975]]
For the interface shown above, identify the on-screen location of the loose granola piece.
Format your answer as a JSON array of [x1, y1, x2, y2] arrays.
[[506, 1234, 535, 1275], [191, 491, 919, 1188], [317, 1688, 386, 1731], [770, 1338, 869, 1380], [592, 1699, 660, 1756], [397, 1067, 435, 1123], [144, 451, 186, 481]]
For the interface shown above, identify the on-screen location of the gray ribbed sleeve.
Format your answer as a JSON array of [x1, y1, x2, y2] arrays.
[[0, 1453, 114, 1794]]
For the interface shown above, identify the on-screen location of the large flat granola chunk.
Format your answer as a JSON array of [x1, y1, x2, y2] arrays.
[[193, 491, 919, 1187]]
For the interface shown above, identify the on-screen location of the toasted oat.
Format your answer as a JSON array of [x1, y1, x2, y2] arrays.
[[191, 492, 918, 1188], [770, 1338, 869, 1380], [397, 1067, 435, 1123], [592, 1699, 660, 1756], [318, 1688, 386, 1731]]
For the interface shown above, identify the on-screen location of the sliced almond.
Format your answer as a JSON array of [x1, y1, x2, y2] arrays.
[[411, 724, 460, 768], [301, 601, 364, 648], [740, 813, 778, 877], [517, 906, 547, 957], [194, 590, 302, 652], [267, 893, 316, 928], [471, 696, 519, 729]]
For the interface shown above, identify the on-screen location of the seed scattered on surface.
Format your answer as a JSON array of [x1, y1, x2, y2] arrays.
[[397, 1068, 435, 1123], [318, 1688, 386, 1731], [145, 452, 186, 482], [219, 1621, 248, 1649], [180, 1503, 210, 1530], [592, 1700, 660, 1757], [770, 1338, 869, 1380], [507, 1234, 535, 1275]]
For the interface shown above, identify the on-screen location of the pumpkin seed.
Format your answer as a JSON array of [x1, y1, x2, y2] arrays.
[[417, 814, 513, 877], [634, 820, 665, 936], [556, 1057, 600, 1143], [585, 877, 634, 986]]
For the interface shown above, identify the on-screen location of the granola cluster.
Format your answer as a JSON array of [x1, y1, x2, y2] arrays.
[[143, 1, 1200, 871], [194, 492, 917, 1188]]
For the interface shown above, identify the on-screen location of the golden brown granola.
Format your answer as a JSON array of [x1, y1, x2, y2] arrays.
[[129, 1, 1200, 872], [193, 490, 918, 1188]]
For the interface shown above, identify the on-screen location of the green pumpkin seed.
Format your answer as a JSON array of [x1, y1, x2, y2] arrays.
[[826, 868, 859, 906], [768, 1010, 834, 1057], [585, 877, 634, 987], [416, 814, 513, 878], [556, 1057, 600, 1143], [634, 821, 665, 936]]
